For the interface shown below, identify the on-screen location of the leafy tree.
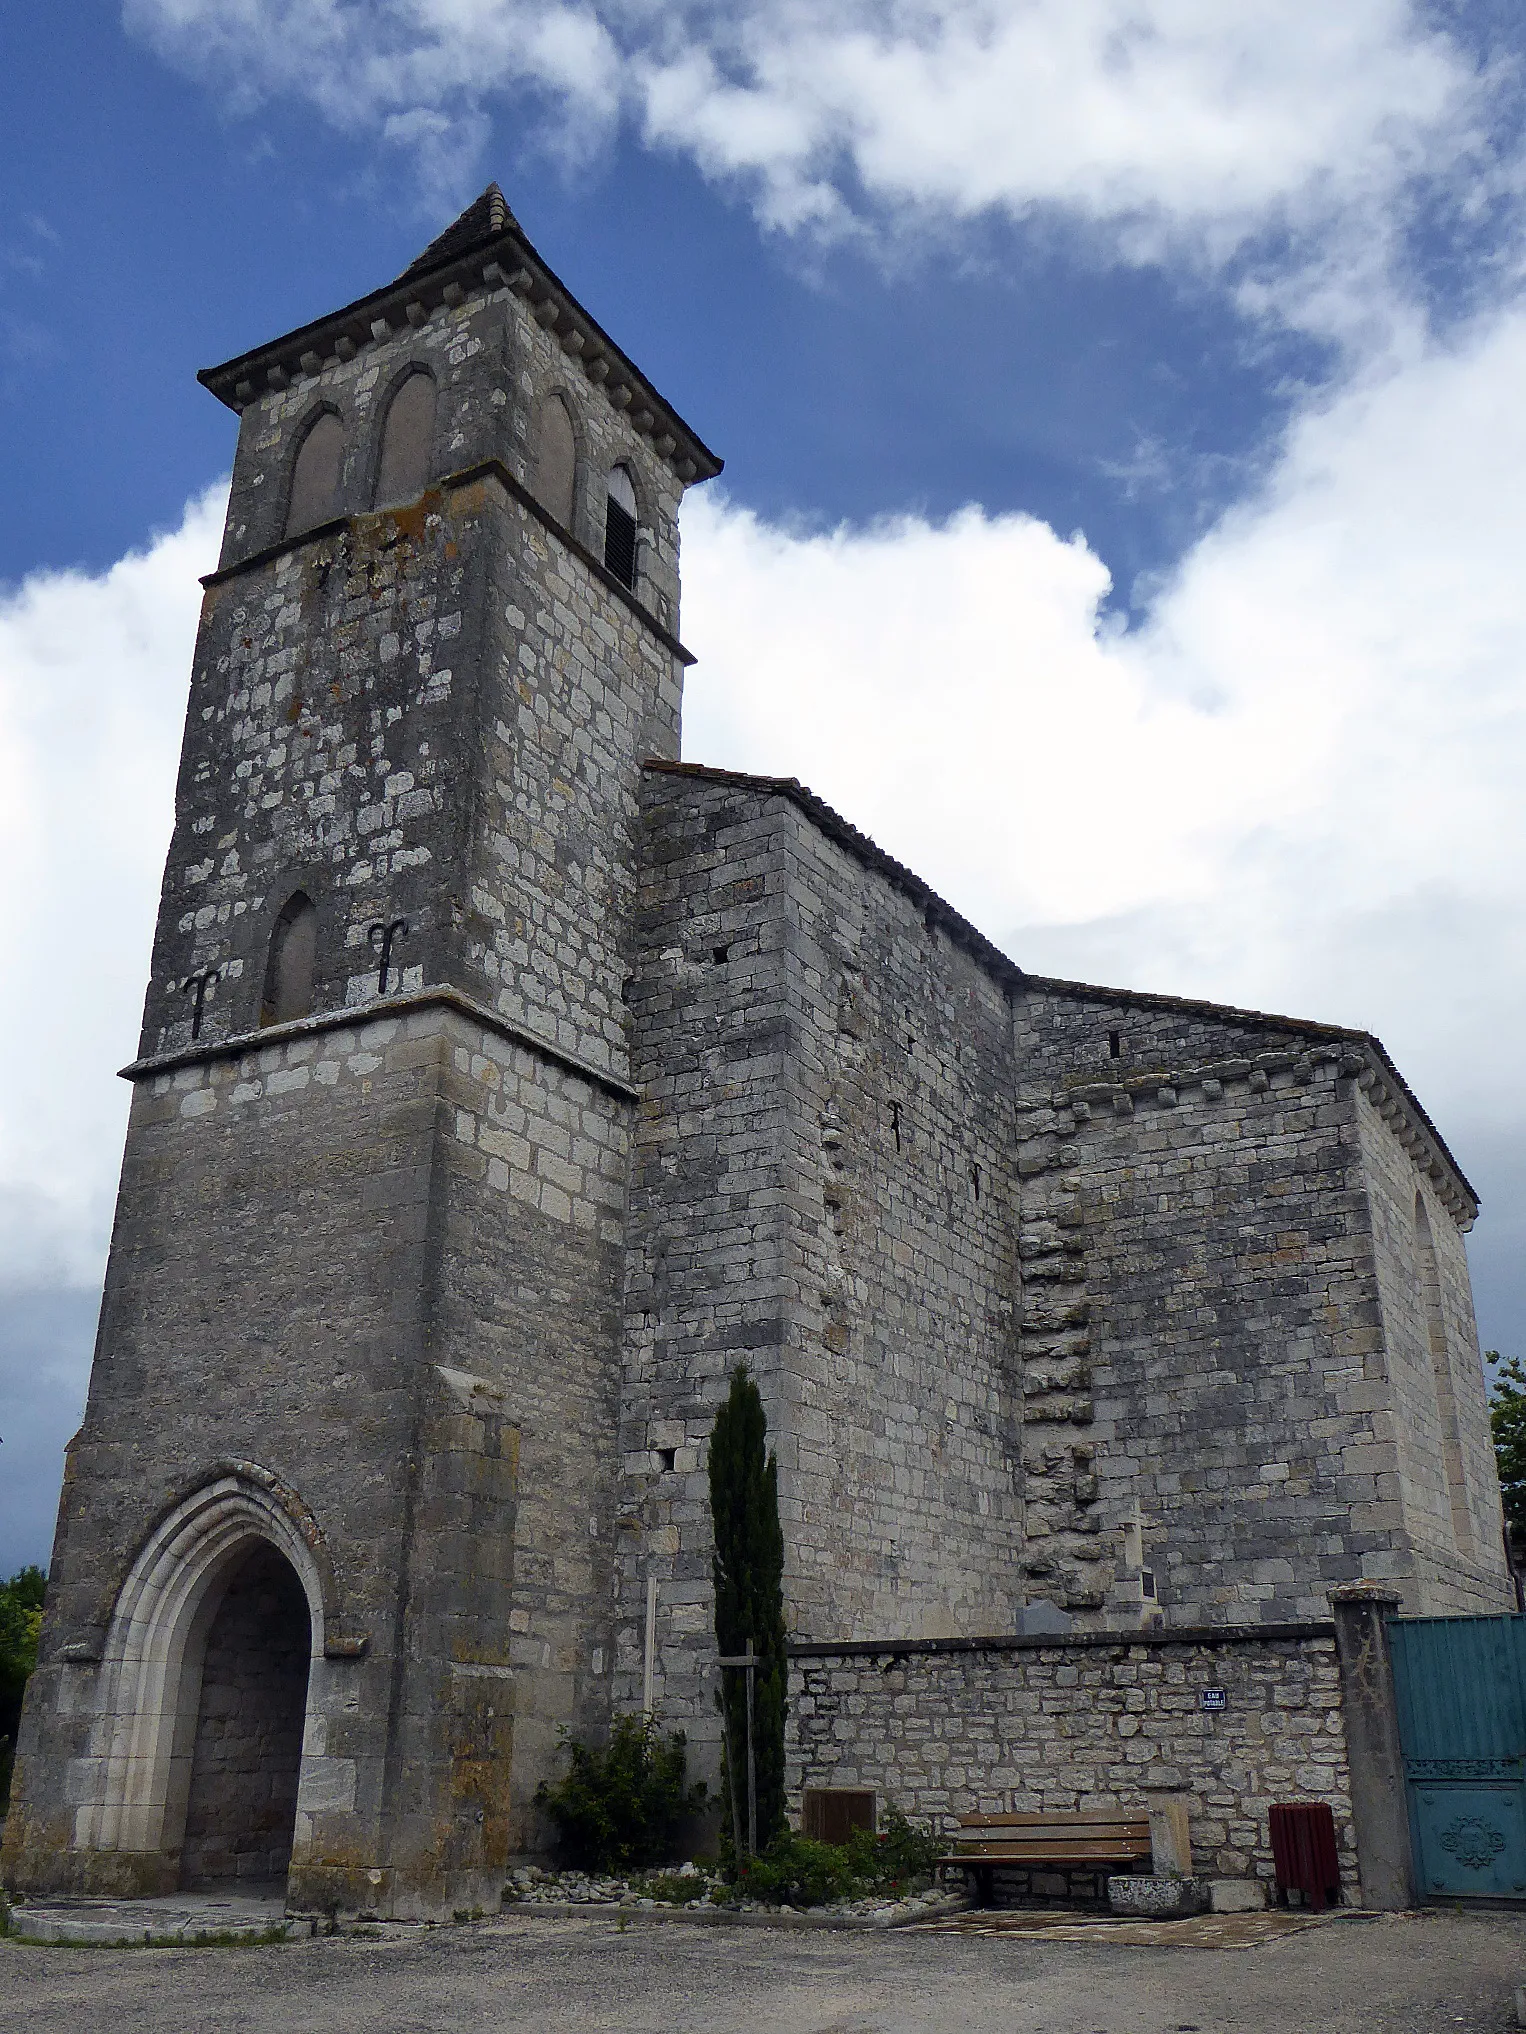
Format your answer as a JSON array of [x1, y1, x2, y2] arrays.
[[0, 1566, 45, 1811], [708, 1364, 787, 1858], [532, 1713, 705, 1872], [1490, 1354, 1526, 1533]]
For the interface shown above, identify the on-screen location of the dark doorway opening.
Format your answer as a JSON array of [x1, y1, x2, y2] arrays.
[[180, 1541, 311, 1890]]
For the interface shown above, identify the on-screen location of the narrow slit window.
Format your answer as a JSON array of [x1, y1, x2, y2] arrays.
[[261, 892, 318, 1026], [890, 1100, 902, 1152], [605, 465, 638, 589], [1108, 1029, 1122, 1059], [971, 1162, 981, 1202]]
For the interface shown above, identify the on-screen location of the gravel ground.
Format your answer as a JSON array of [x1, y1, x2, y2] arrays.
[[3, 1904, 1524, 2033]]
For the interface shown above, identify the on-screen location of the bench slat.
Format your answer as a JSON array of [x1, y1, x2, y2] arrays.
[[956, 1822, 1147, 1838], [952, 1846, 1155, 1863]]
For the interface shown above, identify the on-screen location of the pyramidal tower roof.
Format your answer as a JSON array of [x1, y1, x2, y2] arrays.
[[199, 184, 722, 483], [399, 183, 520, 280]]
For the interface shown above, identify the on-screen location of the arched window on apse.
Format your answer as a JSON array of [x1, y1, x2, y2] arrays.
[[284, 412, 344, 538], [604, 465, 638, 590], [1414, 1190, 1473, 1551], [260, 892, 318, 1027], [373, 371, 437, 507], [531, 394, 576, 530]]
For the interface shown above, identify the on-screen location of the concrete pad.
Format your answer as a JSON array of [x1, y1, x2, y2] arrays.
[[7, 1891, 292, 1947]]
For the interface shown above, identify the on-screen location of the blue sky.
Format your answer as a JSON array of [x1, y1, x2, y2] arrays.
[[3, 2, 1526, 1571], [4, 7, 1315, 597]]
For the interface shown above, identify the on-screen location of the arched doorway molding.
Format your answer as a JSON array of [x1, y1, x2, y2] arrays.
[[75, 1464, 335, 1865]]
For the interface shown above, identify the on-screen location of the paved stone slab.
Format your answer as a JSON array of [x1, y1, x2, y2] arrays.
[[8, 1890, 292, 1946]]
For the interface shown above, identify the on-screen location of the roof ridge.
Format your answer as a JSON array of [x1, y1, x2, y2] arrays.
[[640, 758, 1476, 1210]]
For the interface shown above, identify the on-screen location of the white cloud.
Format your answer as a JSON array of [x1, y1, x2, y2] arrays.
[[124, 2, 1494, 296], [0, 485, 225, 1288]]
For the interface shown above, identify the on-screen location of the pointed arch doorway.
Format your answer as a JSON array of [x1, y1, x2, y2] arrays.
[[180, 1540, 311, 1889], [72, 1465, 343, 1899]]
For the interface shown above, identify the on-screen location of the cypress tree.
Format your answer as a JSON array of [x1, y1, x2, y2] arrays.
[[708, 1364, 787, 1854]]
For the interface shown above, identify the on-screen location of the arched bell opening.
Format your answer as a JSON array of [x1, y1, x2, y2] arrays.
[[179, 1540, 312, 1890]]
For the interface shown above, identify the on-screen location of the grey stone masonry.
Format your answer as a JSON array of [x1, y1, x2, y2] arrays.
[[787, 1628, 1360, 1901], [615, 768, 1507, 1792], [615, 768, 1028, 1785], [1011, 979, 1509, 1625]]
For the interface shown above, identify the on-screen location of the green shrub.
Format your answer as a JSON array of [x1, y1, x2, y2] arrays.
[[842, 1805, 944, 1894], [630, 1868, 710, 1905], [729, 1805, 942, 1907], [0, 1566, 45, 1815], [734, 1829, 858, 1907], [533, 1713, 706, 1873]]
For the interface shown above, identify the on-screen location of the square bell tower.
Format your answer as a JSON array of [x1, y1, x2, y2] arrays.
[[2, 188, 720, 1919]]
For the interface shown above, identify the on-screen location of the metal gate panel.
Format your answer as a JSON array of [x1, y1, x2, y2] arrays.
[[1410, 1782, 1526, 1900], [1388, 1614, 1526, 1901]]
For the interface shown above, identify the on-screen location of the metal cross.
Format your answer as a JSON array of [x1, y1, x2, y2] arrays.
[[180, 967, 220, 1041], [368, 917, 409, 995]]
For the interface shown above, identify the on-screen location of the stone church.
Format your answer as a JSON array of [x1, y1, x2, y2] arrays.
[[3, 188, 1508, 1919]]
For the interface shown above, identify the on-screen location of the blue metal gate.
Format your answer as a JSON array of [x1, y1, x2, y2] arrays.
[[1388, 1613, 1526, 1901]]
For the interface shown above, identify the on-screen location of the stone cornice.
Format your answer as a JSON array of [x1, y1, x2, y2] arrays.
[[119, 983, 638, 1104], [198, 223, 723, 488], [200, 459, 697, 669], [1022, 1035, 1476, 1228], [789, 1621, 1336, 1659]]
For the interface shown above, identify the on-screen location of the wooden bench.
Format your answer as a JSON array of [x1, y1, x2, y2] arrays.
[[937, 1812, 1153, 1905]]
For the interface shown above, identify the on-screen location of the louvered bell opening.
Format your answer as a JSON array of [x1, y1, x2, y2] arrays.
[[604, 495, 637, 589]]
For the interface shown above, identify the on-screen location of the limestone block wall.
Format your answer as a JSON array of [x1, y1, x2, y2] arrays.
[[6, 1001, 632, 1908], [1008, 981, 1503, 1625], [772, 795, 1026, 1641], [4, 1013, 438, 1899], [1354, 1088, 1508, 1611], [216, 263, 686, 646], [617, 767, 1028, 1777], [429, 1006, 634, 1848], [788, 1629, 1359, 1897], [467, 473, 683, 1081], [614, 772, 797, 1778], [143, 488, 483, 1058], [148, 470, 683, 1082]]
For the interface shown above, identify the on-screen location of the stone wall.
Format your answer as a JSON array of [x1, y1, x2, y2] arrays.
[[1354, 1087, 1508, 1612], [774, 789, 1027, 1641], [612, 770, 1507, 1803], [1009, 979, 1510, 1624], [614, 770, 796, 1780], [615, 769, 1033, 1786], [788, 1628, 1360, 1900]]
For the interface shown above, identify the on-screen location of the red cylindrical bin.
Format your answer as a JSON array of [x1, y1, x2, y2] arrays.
[[1269, 1802, 1341, 1910]]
